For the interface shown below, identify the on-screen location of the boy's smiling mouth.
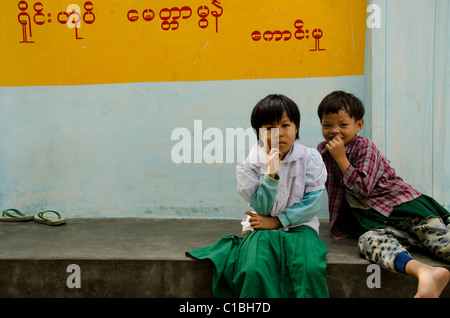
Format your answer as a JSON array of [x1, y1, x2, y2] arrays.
[[328, 135, 343, 142]]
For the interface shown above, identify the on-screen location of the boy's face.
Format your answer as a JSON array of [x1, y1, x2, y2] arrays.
[[260, 112, 298, 159], [321, 110, 364, 146]]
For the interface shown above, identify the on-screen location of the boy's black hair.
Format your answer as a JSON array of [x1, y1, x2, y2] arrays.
[[317, 90, 365, 122], [251, 94, 300, 140]]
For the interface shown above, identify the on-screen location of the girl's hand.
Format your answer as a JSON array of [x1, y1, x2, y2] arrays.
[[264, 135, 280, 177], [325, 136, 351, 174], [267, 148, 280, 175], [244, 211, 281, 230]]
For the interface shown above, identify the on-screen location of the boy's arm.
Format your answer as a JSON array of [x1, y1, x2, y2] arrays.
[[325, 136, 351, 174], [328, 137, 382, 199]]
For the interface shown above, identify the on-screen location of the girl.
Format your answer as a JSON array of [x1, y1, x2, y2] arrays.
[[186, 94, 329, 297]]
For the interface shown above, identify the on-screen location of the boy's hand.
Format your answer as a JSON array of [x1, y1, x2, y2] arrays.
[[325, 136, 345, 159], [326, 136, 351, 174], [244, 211, 281, 230]]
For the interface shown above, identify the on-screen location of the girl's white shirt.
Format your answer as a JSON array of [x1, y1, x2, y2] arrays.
[[236, 142, 327, 234]]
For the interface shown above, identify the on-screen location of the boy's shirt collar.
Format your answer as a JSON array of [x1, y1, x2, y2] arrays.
[[344, 135, 359, 153]]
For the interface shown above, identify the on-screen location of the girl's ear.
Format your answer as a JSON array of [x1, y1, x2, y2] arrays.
[[356, 119, 364, 132]]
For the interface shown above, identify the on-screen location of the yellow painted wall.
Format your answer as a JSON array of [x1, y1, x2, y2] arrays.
[[1, 0, 366, 86]]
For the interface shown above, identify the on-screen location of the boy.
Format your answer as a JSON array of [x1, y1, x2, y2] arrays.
[[317, 90, 450, 298]]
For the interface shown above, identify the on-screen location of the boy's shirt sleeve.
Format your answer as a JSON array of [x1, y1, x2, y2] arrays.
[[342, 140, 383, 200]]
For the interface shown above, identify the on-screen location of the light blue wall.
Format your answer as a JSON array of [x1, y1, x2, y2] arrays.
[[366, 0, 450, 209], [0, 77, 365, 218], [2, 0, 447, 220]]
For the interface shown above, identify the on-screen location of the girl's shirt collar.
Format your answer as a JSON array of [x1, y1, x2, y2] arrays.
[[247, 142, 304, 166]]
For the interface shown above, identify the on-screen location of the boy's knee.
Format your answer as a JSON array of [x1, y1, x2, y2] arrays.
[[358, 230, 379, 251]]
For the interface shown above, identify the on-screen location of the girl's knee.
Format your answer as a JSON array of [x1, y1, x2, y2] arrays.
[[308, 261, 327, 280]]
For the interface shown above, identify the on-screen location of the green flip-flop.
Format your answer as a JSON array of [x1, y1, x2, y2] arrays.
[[0, 209, 34, 222], [33, 210, 66, 225]]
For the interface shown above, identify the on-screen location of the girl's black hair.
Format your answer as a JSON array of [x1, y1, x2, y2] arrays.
[[251, 94, 300, 140], [317, 90, 365, 122]]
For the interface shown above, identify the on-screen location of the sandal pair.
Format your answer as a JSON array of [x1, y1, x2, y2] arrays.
[[0, 209, 66, 225]]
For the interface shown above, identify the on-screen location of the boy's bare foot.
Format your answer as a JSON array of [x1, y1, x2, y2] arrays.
[[406, 260, 450, 298]]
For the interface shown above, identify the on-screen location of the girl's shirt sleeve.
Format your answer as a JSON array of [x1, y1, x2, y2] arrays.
[[237, 146, 327, 227], [304, 149, 327, 193], [236, 160, 279, 215], [277, 190, 324, 228], [277, 149, 327, 227], [251, 174, 279, 215], [236, 161, 261, 204]]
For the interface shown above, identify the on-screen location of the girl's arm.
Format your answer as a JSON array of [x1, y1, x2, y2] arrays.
[[236, 161, 261, 203], [276, 190, 323, 228], [236, 162, 279, 215], [245, 190, 323, 230], [236, 142, 280, 215], [276, 148, 326, 228], [251, 174, 279, 216], [237, 168, 281, 230]]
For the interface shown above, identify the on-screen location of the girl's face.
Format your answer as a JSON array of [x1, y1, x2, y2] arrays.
[[320, 110, 364, 145], [260, 111, 298, 160]]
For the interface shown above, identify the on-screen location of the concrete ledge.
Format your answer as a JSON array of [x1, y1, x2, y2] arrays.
[[0, 218, 448, 297], [0, 259, 212, 298]]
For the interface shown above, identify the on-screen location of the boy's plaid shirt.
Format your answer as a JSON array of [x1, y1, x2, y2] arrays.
[[317, 135, 421, 239]]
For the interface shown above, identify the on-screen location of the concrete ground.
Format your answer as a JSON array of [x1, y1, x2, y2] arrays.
[[0, 218, 449, 297]]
